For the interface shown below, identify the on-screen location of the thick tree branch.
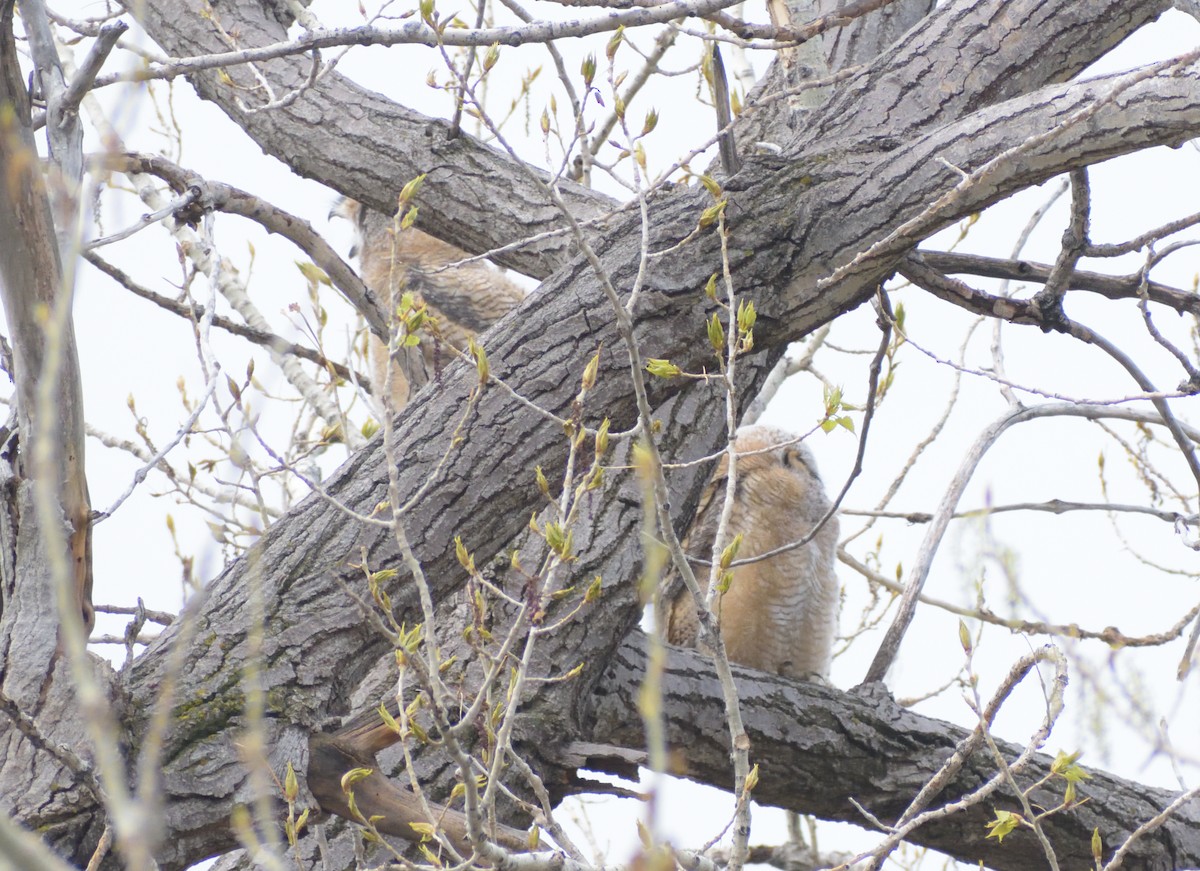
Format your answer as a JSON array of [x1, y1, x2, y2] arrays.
[[808, 0, 1172, 143], [117, 0, 616, 279], [117, 0, 1169, 278], [589, 635, 1200, 871]]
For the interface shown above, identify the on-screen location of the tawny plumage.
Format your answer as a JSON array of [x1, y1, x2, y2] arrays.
[[335, 198, 525, 411], [661, 426, 839, 680]]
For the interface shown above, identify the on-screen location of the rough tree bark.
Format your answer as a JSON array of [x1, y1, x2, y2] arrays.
[[1, 0, 1197, 870]]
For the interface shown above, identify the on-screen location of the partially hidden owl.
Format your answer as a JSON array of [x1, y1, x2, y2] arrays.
[[660, 426, 840, 680], [334, 198, 525, 411]]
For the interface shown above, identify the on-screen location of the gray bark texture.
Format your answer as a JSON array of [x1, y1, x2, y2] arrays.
[[2, 0, 1199, 869]]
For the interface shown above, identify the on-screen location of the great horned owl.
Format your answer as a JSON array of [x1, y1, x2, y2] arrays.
[[660, 426, 839, 680], [334, 198, 525, 411]]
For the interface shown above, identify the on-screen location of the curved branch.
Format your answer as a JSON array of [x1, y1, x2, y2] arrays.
[[864, 400, 1200, 683], [99, 151, 388, 339]]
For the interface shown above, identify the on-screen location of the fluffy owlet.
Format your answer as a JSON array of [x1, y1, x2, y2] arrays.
[[660, 426, 840, 680], [334, 198, 525, 411]]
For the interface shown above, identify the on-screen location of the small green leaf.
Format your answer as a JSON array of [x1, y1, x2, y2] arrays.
[[284, 761, 299, 803], [719, 534, 742, 570], [295, 260, 330, 286], [636, 819, 652, 849], [581, 349, 600, 391], [645, 358, 682, 378], [418, 842, 444, 865], [409, 821, 437, 839], [743, 763, 759, 795], [984, 810, 1021, 843], [1052, 749, 1090, 783], [455, 536, 475, 573], [482, 43, 499, 71], [469, 339, 489, 385], [736, 299, 756, 334], [398, 174, 427, 206], [340, 767, 373, 793], [605, 25, 624, 61], [379, 703, 401, 735], [595, 417, 610, 457], [545, 521, 571, 557], [698, 174, 722, 198], [699, 199, 727, 229], [716, 570, 734, 594], [707, 313, 726, 354]]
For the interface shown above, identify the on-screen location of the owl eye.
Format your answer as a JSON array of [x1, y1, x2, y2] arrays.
[[782, 446, 817, 478]]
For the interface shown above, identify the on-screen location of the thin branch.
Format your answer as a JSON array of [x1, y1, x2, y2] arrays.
[[839, 547, 1200, 650], [1030, 167, 1090, 320], [727, 293, 891, 569], [841, 498, 1186, 524], [91, 0, 749, 92], [915, 249, 1200, 316], [1102, 783, 1200, 869], [1066, 319, 1200, 492], [1086, 208, 1200, 257], [851, 647, 1070, 870], [863, 397, 1199, 684], [83, 252, 370, 389], [58, 19, 126, 116], [84, 187, 200, 250], [98, 152, 387, 339]]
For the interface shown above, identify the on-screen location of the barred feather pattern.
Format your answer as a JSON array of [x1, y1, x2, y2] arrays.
[[661, 426, 840, 680], [335, 198, 525, 411]]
